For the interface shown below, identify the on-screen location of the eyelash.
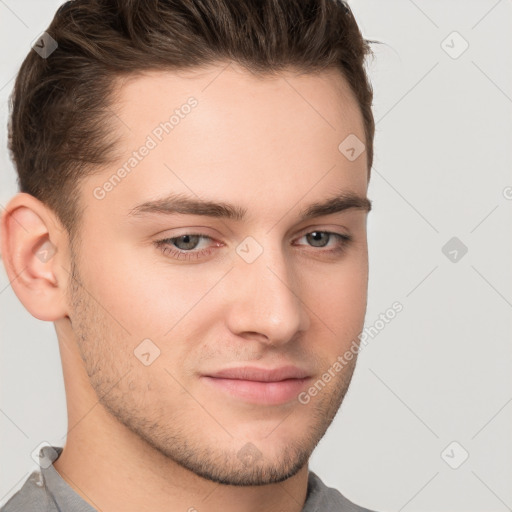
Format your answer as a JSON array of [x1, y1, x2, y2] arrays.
[[154, 231, 353, 261]]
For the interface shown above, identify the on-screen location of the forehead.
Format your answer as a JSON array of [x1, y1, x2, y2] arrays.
[[113, 63, 364, 138], [84, 63, 368, 219]]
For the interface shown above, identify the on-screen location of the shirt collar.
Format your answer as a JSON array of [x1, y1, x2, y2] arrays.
[[39, 445, 98, 512]]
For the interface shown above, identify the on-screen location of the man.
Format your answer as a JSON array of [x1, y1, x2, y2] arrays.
[[0, 0, 377, 510]]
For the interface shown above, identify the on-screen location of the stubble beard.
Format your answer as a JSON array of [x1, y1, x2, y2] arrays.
[[66, 251, 358, 486]]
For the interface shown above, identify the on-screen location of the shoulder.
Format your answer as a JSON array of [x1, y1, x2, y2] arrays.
[[0, 471, 56, 512], [305, 471, 378, 512]]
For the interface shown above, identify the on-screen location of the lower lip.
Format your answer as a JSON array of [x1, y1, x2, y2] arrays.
[[201, 376, 311, 405]]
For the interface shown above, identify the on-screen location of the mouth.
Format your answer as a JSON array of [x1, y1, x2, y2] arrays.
[[200, 366, 312, 405]]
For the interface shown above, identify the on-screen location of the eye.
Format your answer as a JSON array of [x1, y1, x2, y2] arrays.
[[169, 234, 203, 251], [154, 234, 219, 261], [154, 230, 352, 262], [304, 231, 332, 247], [296, 231, 352, 253]]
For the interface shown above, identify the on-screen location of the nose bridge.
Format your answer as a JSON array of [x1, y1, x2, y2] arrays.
[[226, 237, 309, 344]]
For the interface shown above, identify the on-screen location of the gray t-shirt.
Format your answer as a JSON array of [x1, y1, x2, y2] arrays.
[[1, 446, 375, 512]]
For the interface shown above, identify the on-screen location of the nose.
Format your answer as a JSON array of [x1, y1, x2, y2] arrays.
[[223, 243, 310, 347]]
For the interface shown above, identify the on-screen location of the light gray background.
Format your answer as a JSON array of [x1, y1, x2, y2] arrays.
[[1, 1, 511, 511]]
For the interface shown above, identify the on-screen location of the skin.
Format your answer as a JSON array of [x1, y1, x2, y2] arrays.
[[1, 62, 371, 512]]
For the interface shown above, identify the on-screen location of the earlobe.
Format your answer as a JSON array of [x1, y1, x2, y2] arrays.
[[0, 192, 69, 321]]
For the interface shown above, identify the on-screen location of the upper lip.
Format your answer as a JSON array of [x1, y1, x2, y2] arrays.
[[204, 365, 311, 382]]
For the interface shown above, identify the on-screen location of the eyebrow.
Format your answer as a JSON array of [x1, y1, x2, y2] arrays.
[[128, 191, 371, 221]]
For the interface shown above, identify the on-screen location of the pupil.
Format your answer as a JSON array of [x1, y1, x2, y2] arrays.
[[176, 235, 199, 250], [308, 231, 328, 247]]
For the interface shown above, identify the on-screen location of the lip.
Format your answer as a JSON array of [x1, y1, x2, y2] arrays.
[[201, 365, 312, 405], [206, 365, 311, 382]]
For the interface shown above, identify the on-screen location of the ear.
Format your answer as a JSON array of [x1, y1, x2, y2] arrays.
[[0, 192, 71, 321]]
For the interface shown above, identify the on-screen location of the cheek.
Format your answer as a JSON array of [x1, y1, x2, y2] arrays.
[[304, 255, 368, 338], [76, 242, 167, 336], [80, 242, 225, 339]]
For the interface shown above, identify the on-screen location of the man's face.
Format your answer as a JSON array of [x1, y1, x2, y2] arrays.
[[68, 63, 370, 485]]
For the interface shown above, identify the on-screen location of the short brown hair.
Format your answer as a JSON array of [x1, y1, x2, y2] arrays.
[[8, 0, 376, 236]]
